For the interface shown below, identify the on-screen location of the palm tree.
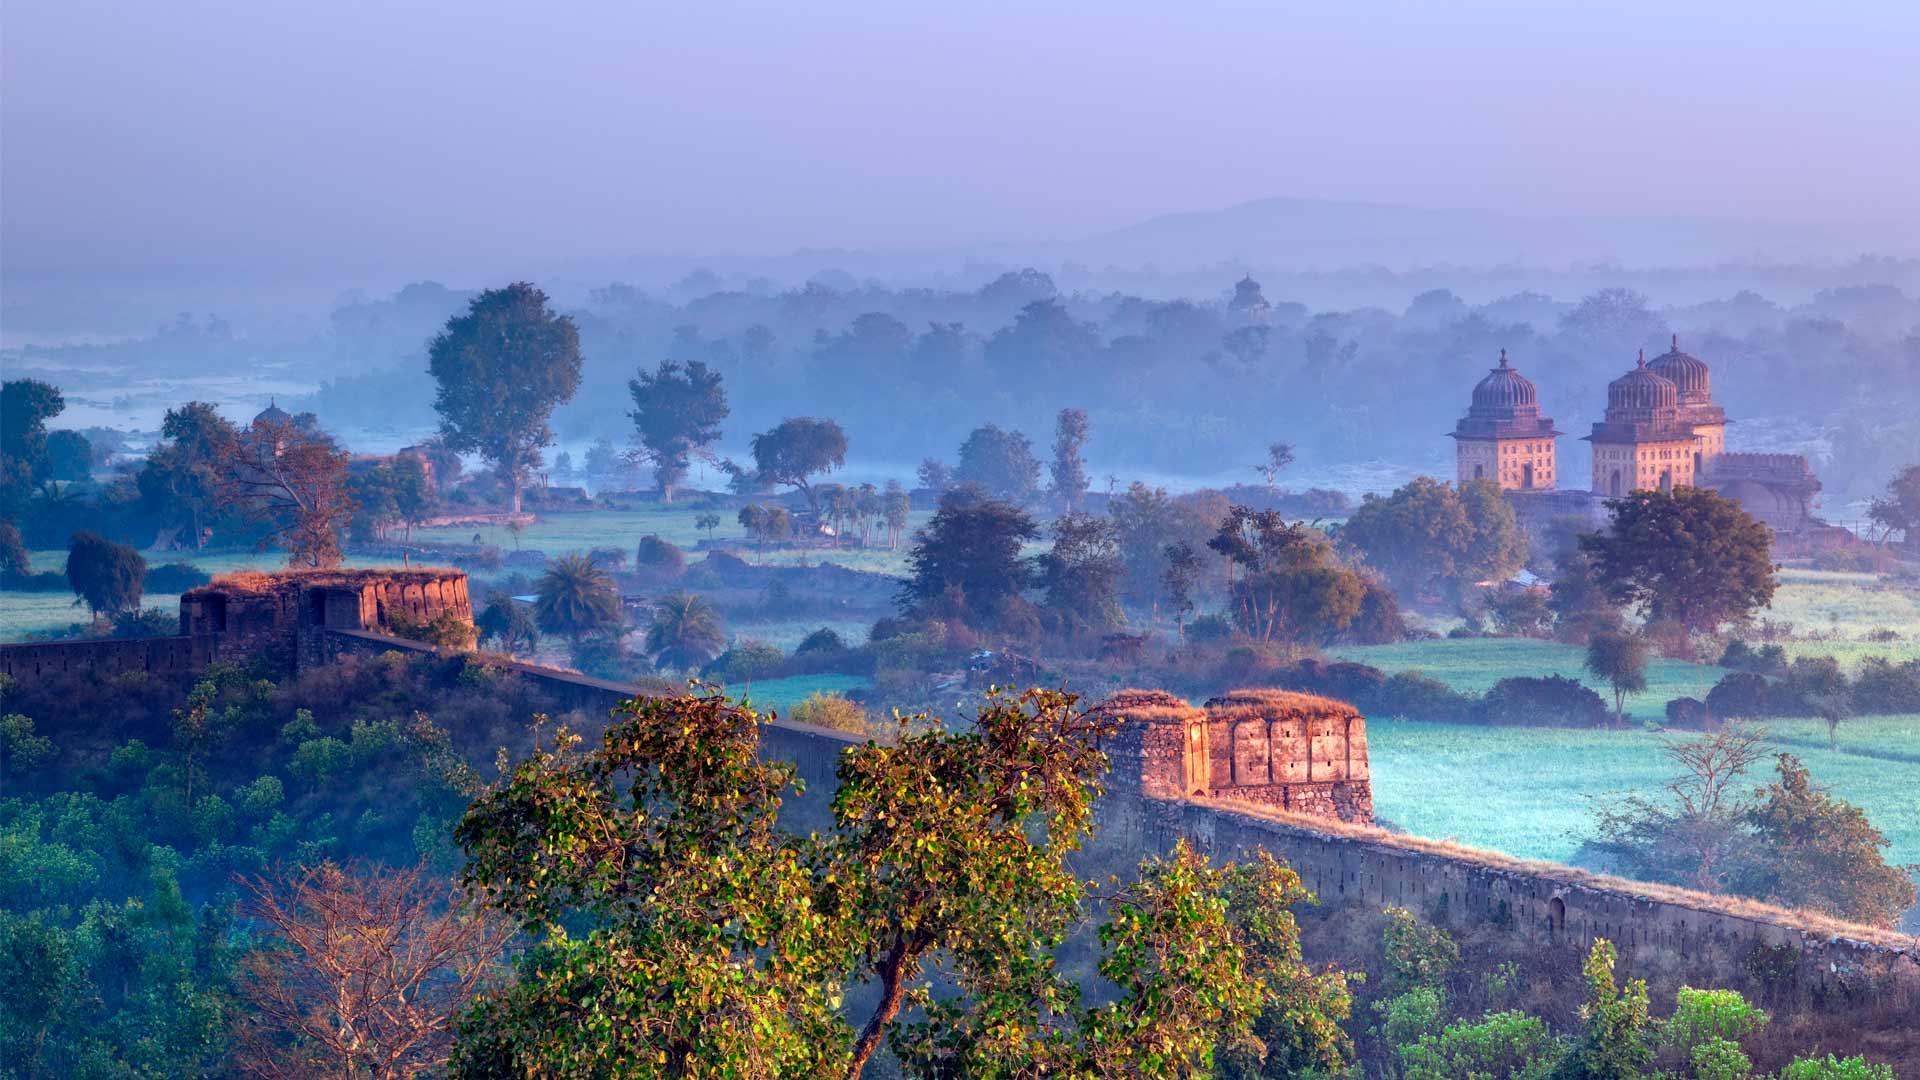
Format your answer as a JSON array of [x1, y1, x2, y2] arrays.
[[534, 554, 623, 642], [645, 591, 727, 672]]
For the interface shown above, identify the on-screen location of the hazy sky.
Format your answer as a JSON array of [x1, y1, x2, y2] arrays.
[[5, 0, 1919, 277]]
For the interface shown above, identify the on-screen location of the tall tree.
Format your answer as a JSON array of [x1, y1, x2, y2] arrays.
[[1049, 408, 1090, 510], [1, 379, 64, 518], [881, 480, 911, 550], [1866, 464, 1920, 544], [138, 402, 241, 549], [427, 283, 583, 513], [66, 531, 145, 620], [627, 359, 729, 502], [1035, 512, 1123, 635], [1585, 629, 1649, 725], [1256, 440, 1294, 495], [900, 489, 1039, 623], [1588, 725, 1769, 892], [1208, 506, 1366, 646], [1581, 487, 1777, 637], [217, 414, 356, 568], [749, 417, 847, 516], [1162, 541, 1201, 639], [533, 554, 622, 643], [955, 423, 1041, 501], [643, 591, 727, 672]]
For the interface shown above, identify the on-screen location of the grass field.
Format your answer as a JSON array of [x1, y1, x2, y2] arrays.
[[1331, 638, 1722, 716], [1367, 715, 1920, 869]]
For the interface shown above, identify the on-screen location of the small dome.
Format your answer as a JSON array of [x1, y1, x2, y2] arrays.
[[1648, 335, 1712, 404], [1469, 349, 1538, 414], [1606, 351, 1678, 414], [252, 399, 292, 427]]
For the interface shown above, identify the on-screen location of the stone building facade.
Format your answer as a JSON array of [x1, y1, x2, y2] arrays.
[[1584, 351, 1700, 496], [181, 568, 473, 670], [1450, 350, 1560, 491], [1093, 688, 1373, 824]]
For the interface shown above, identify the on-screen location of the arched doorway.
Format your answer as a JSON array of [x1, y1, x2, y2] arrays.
[[1474, 464, 1484, 480], [1548, 896, 1566, 937], [1609, 469, 1623, 496], [1522, 463, 1534, 488]]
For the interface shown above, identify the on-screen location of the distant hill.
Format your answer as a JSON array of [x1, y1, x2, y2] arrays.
[[1069, 196, 1910, 271]]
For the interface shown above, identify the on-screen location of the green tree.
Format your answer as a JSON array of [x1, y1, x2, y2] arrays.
[[749, 417, 848, 516], [1255, 441, 1294, 495], [1581, 487, 1777, 637], [533, 554, 622, 642], [1036, 511, 1124, 635], [900, 489, 1039, 624], [1398, 1011, 1563, 1080], [695, 511, 723, 544], [1865, 463, 1920, 544], [1049, 407, 1090, 509], [1777, 1055, 1897, 1080], [475, 596, 538, 653], [955, 422, 1042, 501], [1587, 725, 1767, 893], [1209, 506, 1366, 646], [453, 688, 1352, 1080], [1338, 476, 1526, 602], [427, 283, 583, 513], [1162, 541, 1201, 639], [1585, 630, 1649, 725], [881, 480, 911, 550], [1736, 754, 1918, 927], [628, 359, 729, 502], [0, 521, 29, 578], [1, 379, 65, 517], [43, 430, 92, 483], [66, 531, 145, 621], [137, 401, 240, 549], [643, 591, 727, 672]]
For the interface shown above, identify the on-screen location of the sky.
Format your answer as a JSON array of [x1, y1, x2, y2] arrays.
[[4, 0, 1920, 280]]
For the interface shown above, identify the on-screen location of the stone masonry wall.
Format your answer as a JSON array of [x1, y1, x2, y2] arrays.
[[0, 634, 219, 682]]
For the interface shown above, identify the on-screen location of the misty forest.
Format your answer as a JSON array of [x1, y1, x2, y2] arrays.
[[5, 2, 1920, 1079]]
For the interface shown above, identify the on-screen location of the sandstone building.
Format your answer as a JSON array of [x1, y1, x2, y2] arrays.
[[1449, 349, 1560, 491], [1450, 340, 1830, 542]]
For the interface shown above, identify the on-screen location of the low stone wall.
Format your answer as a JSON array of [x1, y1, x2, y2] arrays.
[[0, 634, 218, 682]]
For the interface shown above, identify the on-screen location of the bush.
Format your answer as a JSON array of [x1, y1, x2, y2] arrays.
[[144, 562, 211, 593], [795, 627, 847, 656], [1776, 1056, 1896, 1080], [1718, 639, 1785, 675], [702, 640, 787, 682], [571, 634, 646, 682], [1186, 613, 1234, 643], [1372, 672, 1476, 723], [786, 691, 868, 734], [634, 534, 685, 577], [0, 522, 29, 577], [1478, 675, 1610, 727], [1665, 697, 1712, 729], [106, 607, 181, 639], [1705, 671, 1777, 719], [386, 609, 478, 651], [1342, 579, 1406, 644]]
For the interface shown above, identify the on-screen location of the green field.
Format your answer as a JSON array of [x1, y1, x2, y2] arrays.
[[411, 504, 934, 576], [1368, 715, 1920, 871], [1332, 637, 1722, 714]]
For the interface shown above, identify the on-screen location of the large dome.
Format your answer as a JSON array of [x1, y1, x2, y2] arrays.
[[252, 399, 292, 427], [1648, 335, 1712, 404], [1606, 352, 1678, 415], [1469, 350, 1538, 415]]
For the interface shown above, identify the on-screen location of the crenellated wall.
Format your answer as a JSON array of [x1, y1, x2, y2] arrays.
[[0, 634, 218, 682]]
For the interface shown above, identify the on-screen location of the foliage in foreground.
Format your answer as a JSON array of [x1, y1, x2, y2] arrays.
[[450, 687, 1353, 1079]]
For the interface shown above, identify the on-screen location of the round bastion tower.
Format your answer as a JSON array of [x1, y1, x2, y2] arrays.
[[1448, 349, 1560, 491]]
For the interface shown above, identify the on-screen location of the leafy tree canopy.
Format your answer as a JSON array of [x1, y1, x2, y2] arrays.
[[1581, 487, 1777, 636], [628, 359, 728, 501], [955, 422, 1042, 502]]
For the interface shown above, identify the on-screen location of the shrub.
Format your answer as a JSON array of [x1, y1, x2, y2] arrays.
[[586, 546, 628, 571], [288, 736, 351, 787], [786, 691, 868, 734], [795, 627, 847, 656], [701, 640, 788, 682], [1664, 697, 1712, 729], [1717, 639, 1785, 675], [1777, 1056, 1896, 1080], [0, 521, 28, 577], [1479, 675, 1610, 727], [387, 609, 478, 652], [144, 562, 212, 593], [1705, 671, 1777, 719], [1186, 613, 1234, 643], [633, 534, 685, 577], [571, 634, 646, 682], [1372, 672, 1476, 722]]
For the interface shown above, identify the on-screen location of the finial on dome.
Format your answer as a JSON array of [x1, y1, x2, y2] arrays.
[[1637, 349, 1646, 368], [1671, 334, 1678, 349], [1498, 348, 1508, 368]]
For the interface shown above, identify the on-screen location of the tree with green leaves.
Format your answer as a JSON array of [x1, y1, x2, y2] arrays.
[[1557, 939, 1654, 1080], [749, 417, 847, 516], [217, 413, 357, 567], [427, 283, 583, 513], [881, 480, 911, 550], [533, 553, 622, 643], [1865, 464, 1920, 545], [695, 511, 722, 544], [475, 596, 538, 653], [1736, 754, 1918, 927], [628, 359, 729, 502], [1255, 441, 1294, 495], [1581, 487, 1777, 637], [1, 379, 66, 518], [452, 687, 1353, 1080], [1337, 476, 1526, 603], [1208, 506, 1366, 646], [901, 488, 1039, 624], [66, 531, 145, 621], [1162, 541, 1201, 639], [1585, 630, 1649, 726], [1036, 511, 1124, 635], [955, 422, 1042, 502], [0, 521, 29, 579], [643, 591, 727, 672], [140, 403, 240, 549], [1587, 725, 1768, 892], [1049, 407, 1090, 509]]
